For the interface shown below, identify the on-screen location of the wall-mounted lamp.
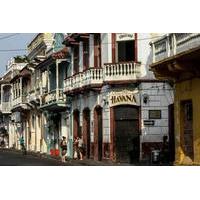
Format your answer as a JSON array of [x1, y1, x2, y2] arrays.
[[143, 94, 149, 104]]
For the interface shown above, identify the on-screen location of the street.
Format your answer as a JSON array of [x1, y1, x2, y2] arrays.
[[0, 150, 66, 166], [0, 150, 118, 166], [0, 149, 147, 166]]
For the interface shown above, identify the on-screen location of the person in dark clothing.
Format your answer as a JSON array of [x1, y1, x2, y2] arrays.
[[160, 135, 169, 164], [60, 136, 67, 163]]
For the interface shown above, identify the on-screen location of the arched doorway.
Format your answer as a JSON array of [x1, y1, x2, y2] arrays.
[[112, 105, 140, 163], [83, 108, 90, 158], [73, 110, 80, 138], [94, 106, 103, 161]]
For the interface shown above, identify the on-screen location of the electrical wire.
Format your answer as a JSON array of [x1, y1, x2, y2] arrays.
[[0, 34, 164, 53], [0, 33, 20, 41]]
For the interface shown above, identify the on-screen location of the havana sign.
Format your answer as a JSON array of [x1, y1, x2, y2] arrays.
[[109, 90, 138, 107]]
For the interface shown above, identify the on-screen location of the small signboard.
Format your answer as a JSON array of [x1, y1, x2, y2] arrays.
[[144, 120, 155, 126], [116, 33, 135, 41], [149, 110, 161, 119]]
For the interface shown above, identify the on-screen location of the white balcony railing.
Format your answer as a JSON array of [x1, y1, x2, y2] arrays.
[[43, 89, 66, 104], [64, 62, 141, 93], [82, 68, 103, 86], [104, 62, 141, 82], [151, 33, 200, 63]]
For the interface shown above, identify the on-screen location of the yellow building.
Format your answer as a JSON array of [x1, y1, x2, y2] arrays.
[[150, 33, 200, 165]]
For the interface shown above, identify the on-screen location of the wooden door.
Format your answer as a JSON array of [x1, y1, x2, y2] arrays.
[[83, 108, 90, 158], [114, 105, 140, 163], [182, 100, 194, 160], [94, 106, 103, 161]]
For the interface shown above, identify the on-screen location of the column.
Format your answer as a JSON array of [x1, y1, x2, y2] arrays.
[[89, 34, 94, 68], [166, 34, 170, 57], [56, 60, 59, 100], [172, 33, 177, 55], [79, 42, 83, 72]]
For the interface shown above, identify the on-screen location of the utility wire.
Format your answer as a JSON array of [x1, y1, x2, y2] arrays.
[[0, 34, 164, 53], [0, 33, 20, 41], [1, 48, 34, 52]]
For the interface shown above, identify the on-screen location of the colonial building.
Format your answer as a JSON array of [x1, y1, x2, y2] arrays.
[[63, 33, 174, 163], [150, 33, 200, 165], [37, 33, 71, 156], [2, 58, 27, 149], [0, 33, 175, 164], [0, 66, 13, 147]]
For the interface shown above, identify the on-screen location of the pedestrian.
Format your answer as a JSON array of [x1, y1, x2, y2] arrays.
[[19, 136, 26, 155], [73, 137, 79, 160], [78, 136, 84, 160], [160, 135, 169, 164], [60, 136, 67, 163]]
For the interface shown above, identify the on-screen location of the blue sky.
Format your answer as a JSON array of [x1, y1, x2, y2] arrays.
[[0, 33, 37, 76]]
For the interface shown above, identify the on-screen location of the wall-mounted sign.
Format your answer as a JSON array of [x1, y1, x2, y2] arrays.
[[109, 90, 138, 107], [144, 120, 155, 126], [116, 33, 135, 42], [149, 110, 161, 119]]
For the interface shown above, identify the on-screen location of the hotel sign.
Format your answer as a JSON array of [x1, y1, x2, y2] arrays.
[[109, 90, 137, 107], [116, 33, 135, 41]]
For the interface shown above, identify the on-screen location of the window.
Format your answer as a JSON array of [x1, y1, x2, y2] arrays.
[[83, 40, 89, 70], [94, 34, 101, 68], [118, 40, 135, 62], [73, 45, 79, 74], [149, 110, 161, 119], [185, 101, 193, 121]]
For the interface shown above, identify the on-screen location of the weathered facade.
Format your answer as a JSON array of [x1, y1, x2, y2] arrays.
[[150, 33, 200, 165], [0, 33, 174, 164]]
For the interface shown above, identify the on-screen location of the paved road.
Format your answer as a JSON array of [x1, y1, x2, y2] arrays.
[[0, 149, 165, 166], [0, 150, 66, 166], [0, 150, 114, 166]]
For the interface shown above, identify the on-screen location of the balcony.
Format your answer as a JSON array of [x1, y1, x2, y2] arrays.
[[151, 33, 200, 63], [0, 102, 12, 114], [104, 62, 141, 82], [64, 62, 140, 94], [28, 88, 40, 105], [150, 33, 200, 80], [12, 95, 30, 111], [40, 89, 68, 111]]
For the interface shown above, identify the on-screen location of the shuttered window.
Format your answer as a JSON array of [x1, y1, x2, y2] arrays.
[[83, 40, 89, 70], [94, 34, 101, 68], [73, 45, 79, 74]]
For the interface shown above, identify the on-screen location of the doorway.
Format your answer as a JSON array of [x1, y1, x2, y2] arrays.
[[117, 40, 135, 62], [73, 110, 81, 138], [181, 100, 194, 160], [94, 106, 103, 161], [114, 105, 140, 163], [83, 108, 90, 158]]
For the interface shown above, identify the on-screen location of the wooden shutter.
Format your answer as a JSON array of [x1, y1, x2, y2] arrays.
[[94, 34, 101, 68], [73, 45, 79, 74], [83, 39, 89, 70]]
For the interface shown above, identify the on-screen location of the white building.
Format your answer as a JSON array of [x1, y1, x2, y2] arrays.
[[63, 33, 174, 163]]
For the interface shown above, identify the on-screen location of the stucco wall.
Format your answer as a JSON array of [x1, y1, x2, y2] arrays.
[[175, 78, 200, 165]]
